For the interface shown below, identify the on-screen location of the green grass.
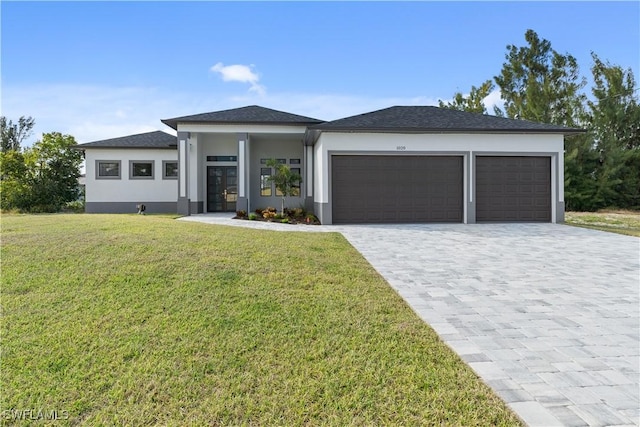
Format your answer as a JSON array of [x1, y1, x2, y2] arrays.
[[565, 210, 640, 237], [1, 214, 522, 426]]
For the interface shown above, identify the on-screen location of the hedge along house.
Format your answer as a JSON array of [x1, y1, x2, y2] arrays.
[[78, 105, 582, 223]]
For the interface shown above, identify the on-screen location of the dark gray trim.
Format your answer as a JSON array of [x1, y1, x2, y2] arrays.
[[85, 202, 176, 214], [95, 160, 121, 180], [314, 202, 331, 225], [556, 202, 565, 223], [129, 160, 155, 180], [177, 197, 190, 215], [304, 197, 314, 213], [468, 201, 476, 224], [190, 201, 204, 214], [162, 160, 178, 180], [236, 197, 248, 212]]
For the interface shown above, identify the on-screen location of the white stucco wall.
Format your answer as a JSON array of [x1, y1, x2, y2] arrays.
[[313, 132, 565, 204], [84, 148, 178, 203]]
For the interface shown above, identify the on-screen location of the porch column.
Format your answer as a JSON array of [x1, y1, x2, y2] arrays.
[[236, 133, 249, 212], [177, 131, 190, 215], [304, 144, 314, 211]]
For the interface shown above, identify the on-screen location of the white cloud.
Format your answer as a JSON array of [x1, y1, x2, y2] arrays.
[[210, 62, 266, 95], [482, 89, 504, 114]]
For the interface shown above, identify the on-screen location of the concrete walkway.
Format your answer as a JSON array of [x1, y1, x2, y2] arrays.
[[179, 215, 640, 426]]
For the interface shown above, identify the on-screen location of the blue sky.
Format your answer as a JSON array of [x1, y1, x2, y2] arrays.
[[2, 1, 638, 146]]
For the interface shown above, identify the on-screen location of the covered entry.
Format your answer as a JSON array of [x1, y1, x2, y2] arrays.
[[475, 156, 551, 222], [331, 155, 463, 224]]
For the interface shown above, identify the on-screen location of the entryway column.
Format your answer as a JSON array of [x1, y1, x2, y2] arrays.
[[303, 143, 314, 212], [177, 131, 190, 215], [236, 133, 249, 212]]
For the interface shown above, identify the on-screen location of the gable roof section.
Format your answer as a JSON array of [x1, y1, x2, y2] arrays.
[[161, 105, 324, 130], [311, 106, 584, 134], [76, 131, 176, 149]]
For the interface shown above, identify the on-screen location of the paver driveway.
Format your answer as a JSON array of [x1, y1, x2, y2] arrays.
[[181, 216, 639, 426], [338, 223, 639, 427]]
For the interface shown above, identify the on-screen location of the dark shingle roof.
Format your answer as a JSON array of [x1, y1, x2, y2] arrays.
[[161, 105, 324, 130], [76, 131, 176, 149], [311, 106, 583, 134]]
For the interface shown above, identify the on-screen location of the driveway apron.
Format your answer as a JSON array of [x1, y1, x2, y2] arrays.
[[337, 223, 639, 427]]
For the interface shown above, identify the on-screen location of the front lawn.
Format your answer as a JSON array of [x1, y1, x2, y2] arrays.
[[565, 210, 640, 237], [1, 214, 521, 425]]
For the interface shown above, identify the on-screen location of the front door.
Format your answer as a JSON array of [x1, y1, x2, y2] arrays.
[[207, 166, 237, 212]]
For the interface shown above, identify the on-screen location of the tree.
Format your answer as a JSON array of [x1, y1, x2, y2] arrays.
[[1, 116, 35, 152], [0, 150, 31, 211], [438, 80, 495, 114], [494, 29, 586, 127], [586, 53, 640, 209], [265, 158, 302, 214], [0, 132, 83, 212]]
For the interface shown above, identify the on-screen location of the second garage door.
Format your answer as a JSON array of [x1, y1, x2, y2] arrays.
[[476, 156, 551, 222], [331, 155, 463, 224]]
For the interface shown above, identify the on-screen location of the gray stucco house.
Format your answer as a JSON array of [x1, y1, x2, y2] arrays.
[[77, 105, 581, 224]]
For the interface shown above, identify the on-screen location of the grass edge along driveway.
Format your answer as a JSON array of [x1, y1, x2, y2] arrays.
[[1, 214, 523, 426]]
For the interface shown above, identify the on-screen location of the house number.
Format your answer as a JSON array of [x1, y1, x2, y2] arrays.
[[396, 145, 406, 151]]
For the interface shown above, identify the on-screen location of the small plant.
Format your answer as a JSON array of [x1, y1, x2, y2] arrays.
[[255, 208, 264, 215], [262, 207, 277, 220], [305, 214, 319, 225], [280, 218, 290, 224], [274, 213, 283, 220], [65, 200, 85, 213], [248, 213, 258, 220], [236, 210, 247, 218]]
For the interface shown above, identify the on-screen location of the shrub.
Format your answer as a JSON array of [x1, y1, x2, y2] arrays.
[[248, 213, 258, 220], [262, 207, 277, 220], [236, 210, 247, 218], [281, 218, 290, 224], [65, 200, 85, 213]]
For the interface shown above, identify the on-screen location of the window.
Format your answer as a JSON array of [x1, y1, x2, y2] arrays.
[[292, 168, 301, 196], [261, 158, 286, 165], [130, 161, 154, 179], [290, 158, 301, 164], [260, 167, 272, 196], [163, 161, 178, 179], [96, 160, 121, 179], [207, 156, 237, 162]]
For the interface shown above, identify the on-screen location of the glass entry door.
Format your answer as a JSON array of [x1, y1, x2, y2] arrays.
[[207, 166, 237, 212]]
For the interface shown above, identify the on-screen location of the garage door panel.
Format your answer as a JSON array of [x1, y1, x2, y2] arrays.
[[332, 155, 462, 224], [476, 156, 551, 222]]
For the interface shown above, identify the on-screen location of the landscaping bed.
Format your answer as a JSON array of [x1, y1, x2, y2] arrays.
[[234, 206, 321, 225]]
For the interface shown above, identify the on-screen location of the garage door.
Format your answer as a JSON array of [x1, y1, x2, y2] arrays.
[[331, 155, 463, 224], [476, 156, 551, 222]]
